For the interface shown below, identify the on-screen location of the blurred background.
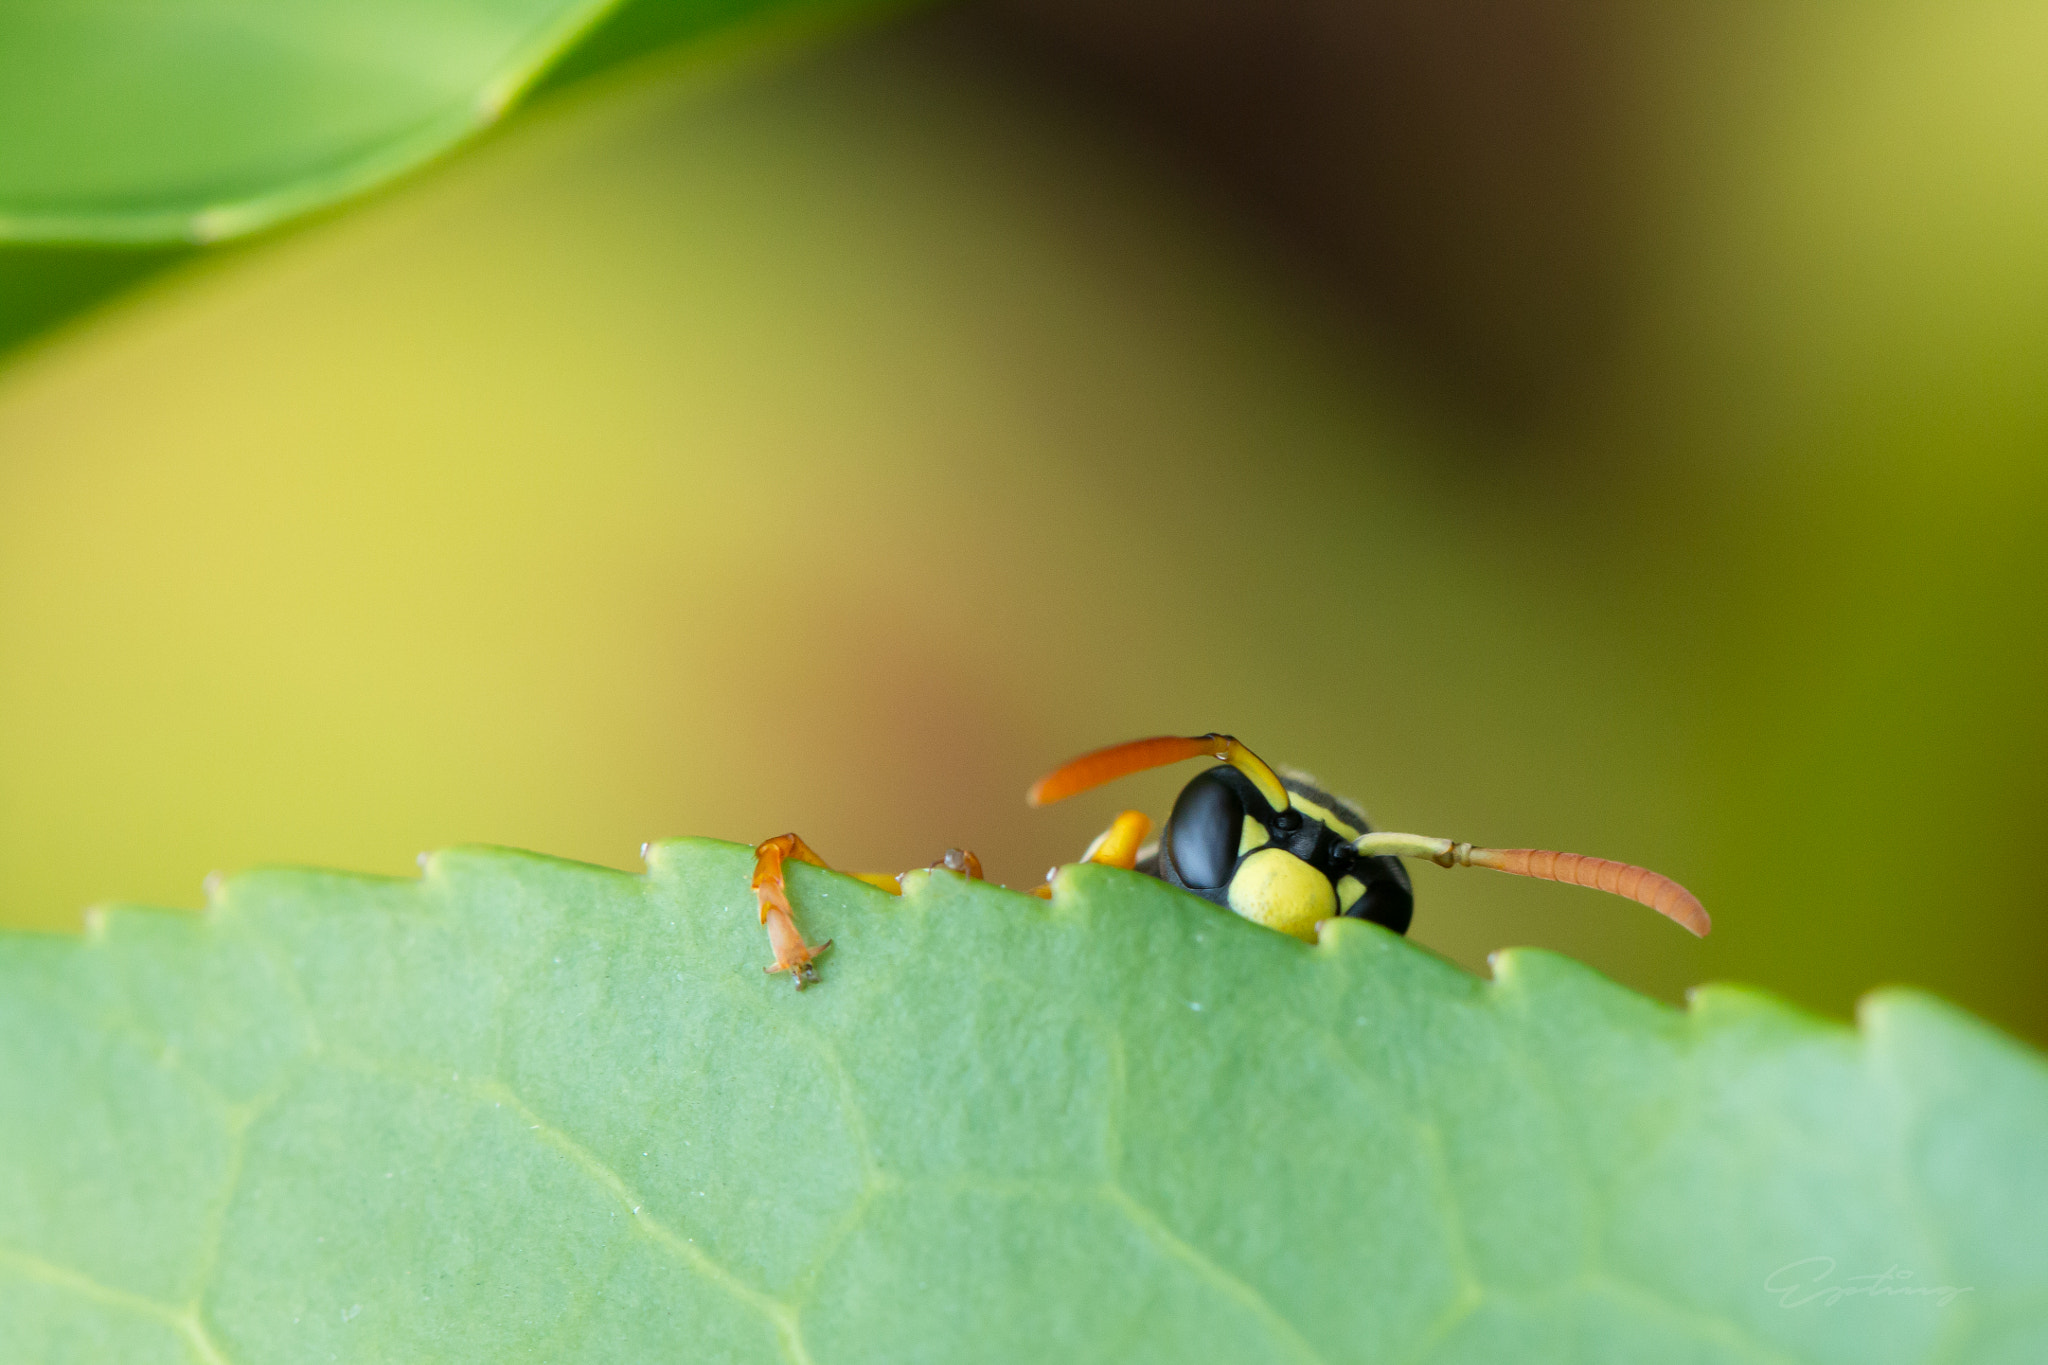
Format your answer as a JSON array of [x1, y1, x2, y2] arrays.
[[1, 0, 2043, 1045]]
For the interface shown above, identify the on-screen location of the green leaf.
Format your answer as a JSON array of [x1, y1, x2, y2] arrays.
[[0, 0, 880, 245], [2, 841, 2042, 1362], [0, 0, 912, 363]]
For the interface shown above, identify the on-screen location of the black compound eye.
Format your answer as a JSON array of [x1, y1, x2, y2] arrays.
[[1164, 771, 1244, 889]]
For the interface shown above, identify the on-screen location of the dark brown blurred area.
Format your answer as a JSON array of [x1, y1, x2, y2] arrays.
[[967, 0, 1629, 424]]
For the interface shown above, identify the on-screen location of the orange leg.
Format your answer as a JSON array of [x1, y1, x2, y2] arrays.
[[1030, 810, 1152, 897], [752, 834, 831, 988], [750, 833, 910, 988]]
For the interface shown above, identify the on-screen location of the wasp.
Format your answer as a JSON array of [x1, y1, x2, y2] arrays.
[[750, 733, 1708, 987]]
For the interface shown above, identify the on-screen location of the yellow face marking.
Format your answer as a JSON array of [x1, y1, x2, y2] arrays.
[[1337, 874, 1366, 913], [1226, 848, 1336, 942], [1238, 815, 1267, 856], [1288, 794, 1362, 843]]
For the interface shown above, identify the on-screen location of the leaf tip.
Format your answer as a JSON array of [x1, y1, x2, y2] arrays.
[[1485, 945, 1599, 990], [187, 204, 245, 244], [1681, 981, 1848, 1049], [1310, 915, 1385, 954], [639, 839, 694, 881], [1857, 987, 2047, 1069], [196, 866, 247, 923]]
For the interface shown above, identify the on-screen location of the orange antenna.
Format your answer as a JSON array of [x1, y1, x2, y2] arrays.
[[1350, 832, 1710, 937], [1027, 733, 1292, 814]]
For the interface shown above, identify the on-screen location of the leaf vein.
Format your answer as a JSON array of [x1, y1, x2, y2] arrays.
[[469, 1078, 819, 1365], [0, 1243, 233, 1365], [1098, 1182, 1332, 1365]]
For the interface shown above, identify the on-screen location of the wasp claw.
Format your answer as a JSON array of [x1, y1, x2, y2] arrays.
[[765, 936, 832, 988], [930, 848, 984, 879]]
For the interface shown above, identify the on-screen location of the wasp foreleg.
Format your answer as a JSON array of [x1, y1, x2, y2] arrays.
[[750, 833, 837, 988], [1029, 809, 1152, 898], [750, 833, 915, 988]]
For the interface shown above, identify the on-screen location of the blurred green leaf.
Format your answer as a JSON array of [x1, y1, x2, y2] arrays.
[[2, 840, 2042, 1360], [0, 0, 874, 246], [0, 244, 193, 360], [0, 0, 908, 361]]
